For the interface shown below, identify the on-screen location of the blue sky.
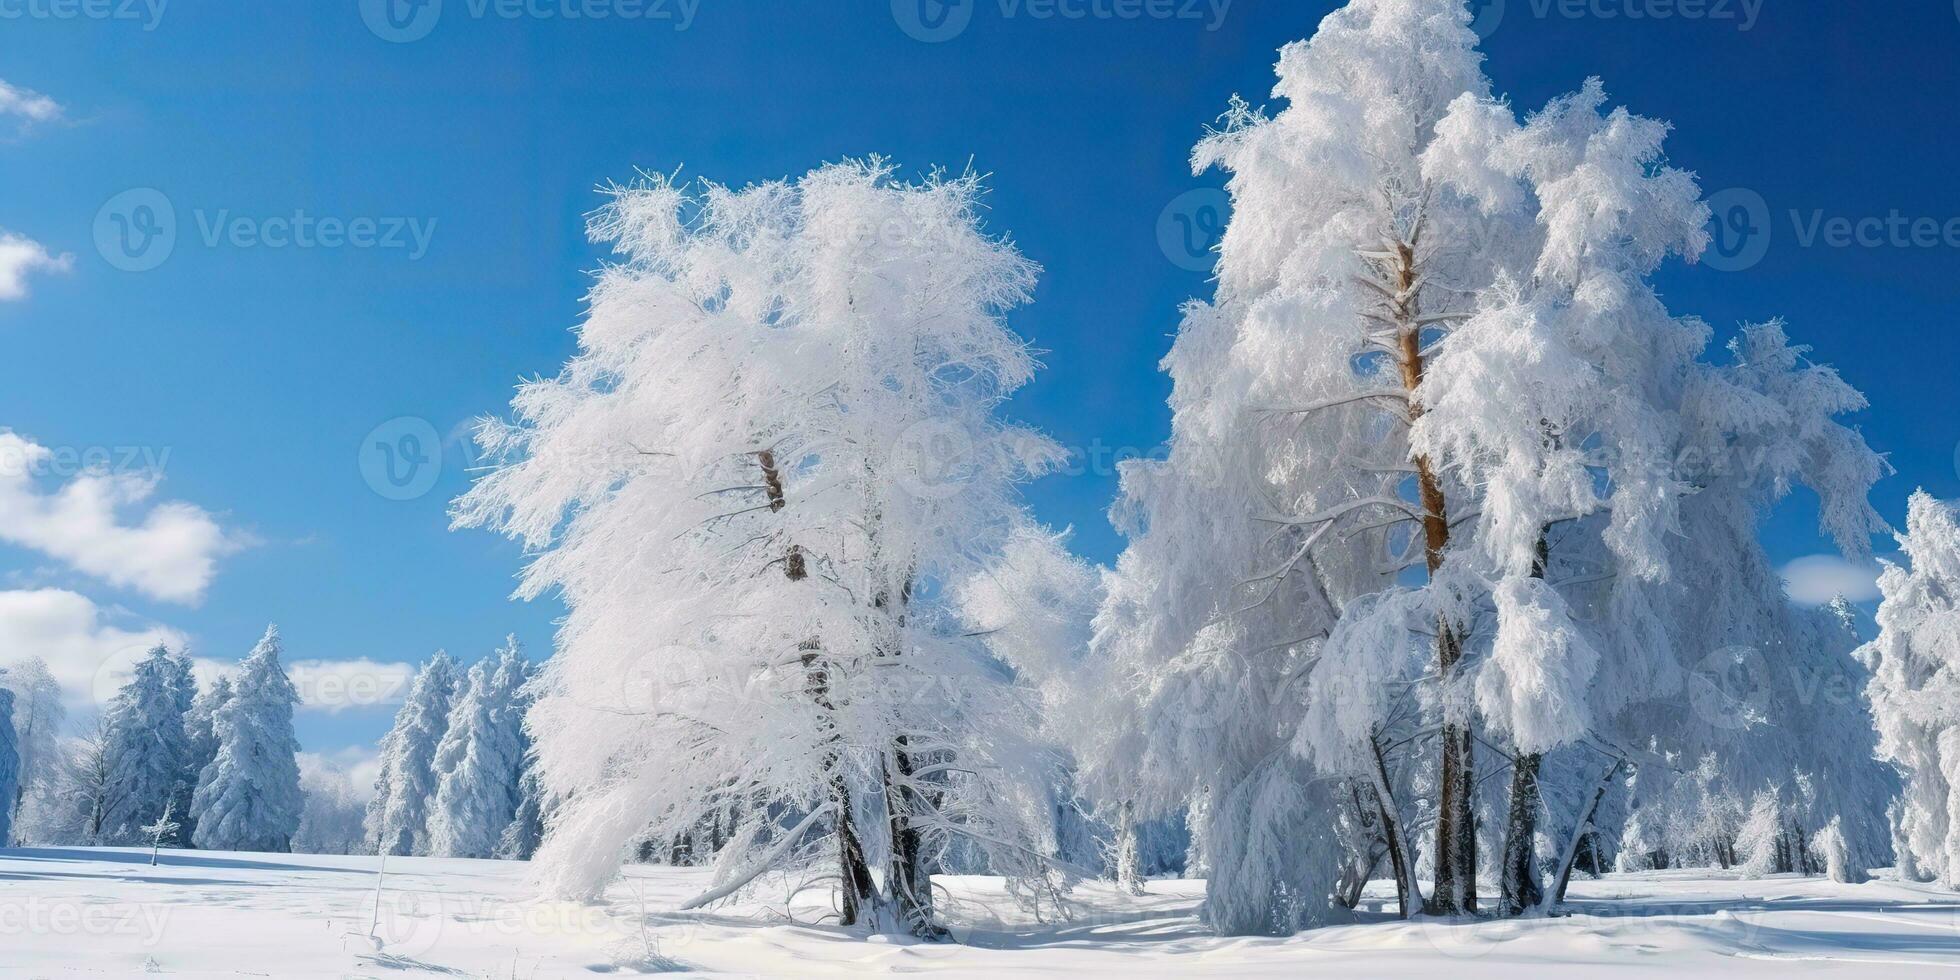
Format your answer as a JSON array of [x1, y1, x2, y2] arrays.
[[1, 0, 1957, 760]]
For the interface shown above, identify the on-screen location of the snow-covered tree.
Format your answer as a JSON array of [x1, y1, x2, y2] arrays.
[[1864, 491, 1960, 887], [0, 687, 18, 847], [455, 159, 1066, 936], [497, 764, 546, 861], [365, 652, 458, 857], [181, 673, 232, 846], [101, 646, 193, 845], [429, 640, 532, 859], [191, 626, 303, 853], [294, 757, 372, 856], [0, 658, 63, 843]]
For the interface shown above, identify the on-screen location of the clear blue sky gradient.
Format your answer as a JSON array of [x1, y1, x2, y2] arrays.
[[3, 1, 1957, 754]]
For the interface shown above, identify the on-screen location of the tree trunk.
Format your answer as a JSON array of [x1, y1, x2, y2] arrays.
[[876, 576, 944, 939], [1499, 534, 1551, 916], [1383, 235, 1476, 916], [1541, 759, 1624, 912], [1368, 734, 1421, 918], [1114, 800, 1145, 896], [758, 450, 879, 926], [1500, 752, 1544, 915]]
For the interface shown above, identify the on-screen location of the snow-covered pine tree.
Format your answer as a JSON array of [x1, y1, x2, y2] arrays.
[[101, 645, 194, 845], [455, 160, 1066, 936], [191, 626, 303, 853], [497, 764, 546, 861], [180, 673, 232, 846], [0, 657, 62, 844], [365, 652, 458, 857], [428, 640, 531, 859], [1864, 491, 1960, 887], [164, 650, 200, 845]]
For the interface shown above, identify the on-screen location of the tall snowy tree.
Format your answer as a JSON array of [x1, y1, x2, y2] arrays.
[[101, 646, 194, 845], [191, 626, 304, 853], [428, 640, 532, 859], [0, 658, 62, 844], [455, 160, 1068, 936], [1864, 491, 1960, 887], [365, 652, 459, 857]]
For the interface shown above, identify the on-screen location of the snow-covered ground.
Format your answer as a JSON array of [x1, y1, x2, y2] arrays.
[[1, 848, 1956, 977]]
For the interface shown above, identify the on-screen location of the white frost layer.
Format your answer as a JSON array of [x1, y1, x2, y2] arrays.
[[1, 847, 1956, 977]]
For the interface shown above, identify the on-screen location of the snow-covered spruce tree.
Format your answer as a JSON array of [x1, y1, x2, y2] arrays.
[[365, 651, 458, 857], [455, 160, 1065, 936], [429, 640, 532, 859], [191, 626, 303, 853], [0, 657, 63, 844], [1864, 491, 1960, 887], [164, 650, 200, 845], [101, 645, 194, 845], [497, 764, 546, 861], [181, 673, 232, 846]]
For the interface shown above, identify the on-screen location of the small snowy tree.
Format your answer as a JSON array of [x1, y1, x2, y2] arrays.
[[428, 640, 532, 859], [191, 626, 303, 853], [140, 802, 179, 866], [101, 646, 193, 845], [1863, 491, 1960, 888], [365, 652, 459, 857]]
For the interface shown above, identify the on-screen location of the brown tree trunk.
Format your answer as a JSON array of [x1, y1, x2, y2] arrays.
[[1385, 237, 1475, 915], [758, 450, 879, 926]]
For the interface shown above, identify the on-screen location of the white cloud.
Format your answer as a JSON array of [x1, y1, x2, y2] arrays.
[[287, 658, 416, 715], [1780, 554, 1882, 606], [0, 79, 61, 125], [0, 231, 72, 301], [0, 431, 239, 605], [0, 588, 185, 709]]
